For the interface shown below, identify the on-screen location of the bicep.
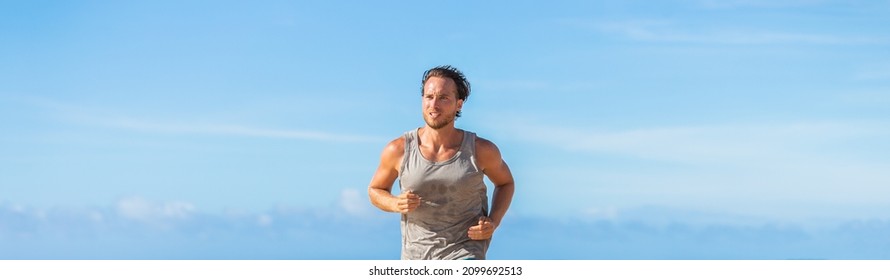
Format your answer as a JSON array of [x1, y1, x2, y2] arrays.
[[369, 163, 399, 192], [478, 140, 514, 187], [369, 139, 404, 192], [484, 159, 514, 187]]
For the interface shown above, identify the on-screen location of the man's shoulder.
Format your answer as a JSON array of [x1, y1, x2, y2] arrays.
[[471, 133, 500, 155], [469, 130, 495, 147], [470, 133, 504, 171], [382, 136, 406, 155]]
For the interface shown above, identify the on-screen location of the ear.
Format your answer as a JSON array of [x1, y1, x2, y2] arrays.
[[457, 98, 464, 111]]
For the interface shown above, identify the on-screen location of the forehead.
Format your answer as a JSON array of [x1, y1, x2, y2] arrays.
[[423, 76, 458, 96]]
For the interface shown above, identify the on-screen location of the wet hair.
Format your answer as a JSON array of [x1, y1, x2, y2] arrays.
[[421, 65, 471, 118]]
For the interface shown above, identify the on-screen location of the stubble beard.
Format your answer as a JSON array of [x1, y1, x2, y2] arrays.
[[424, 112, 455, 130]]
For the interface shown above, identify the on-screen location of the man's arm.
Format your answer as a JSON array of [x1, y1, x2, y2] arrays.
[[468, 137, 515, 240], [368, 137, 421, 213]]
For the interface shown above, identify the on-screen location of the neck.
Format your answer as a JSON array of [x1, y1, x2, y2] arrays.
[[420, 125, 461, 147]]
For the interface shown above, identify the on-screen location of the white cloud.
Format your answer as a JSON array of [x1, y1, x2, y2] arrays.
[[89, 211, 104, 223], [6, 203, 26, 214], [256, 214, 273, 227], [338, 188, 374, 216], [116, 197, 195, 224], [116, 197, 155, 220], [3, 198, 890, 259], [582, 207, 619, 220]]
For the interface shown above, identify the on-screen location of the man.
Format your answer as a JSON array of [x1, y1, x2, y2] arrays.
[[367, 65, 515, 260]]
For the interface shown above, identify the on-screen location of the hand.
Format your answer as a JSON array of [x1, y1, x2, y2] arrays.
[[395, 191, 421, 214], [468, 216, 497, 240]]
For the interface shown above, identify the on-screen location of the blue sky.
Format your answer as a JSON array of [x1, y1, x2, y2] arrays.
[[2, 0, 889, 259]]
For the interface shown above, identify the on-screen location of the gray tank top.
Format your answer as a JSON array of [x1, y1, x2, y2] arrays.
[[398, 128, 490, 260]]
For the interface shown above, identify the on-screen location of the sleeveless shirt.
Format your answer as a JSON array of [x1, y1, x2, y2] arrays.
[[399, 128, 490, 260]]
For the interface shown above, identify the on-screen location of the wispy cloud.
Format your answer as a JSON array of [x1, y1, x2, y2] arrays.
[[94, 117, 386, 143], [10, 94, 387, 143], [476, 79, 602, 93], [853, 64, 890, 81], [492, 119, 890, 218], [505, 120, 886, 164], [567, 19, 886, 45], [338, 188, 377, 217], [837, 89, 890, 106]]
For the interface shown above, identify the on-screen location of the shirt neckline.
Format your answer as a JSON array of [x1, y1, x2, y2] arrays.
[[414, 128, 466, 165]]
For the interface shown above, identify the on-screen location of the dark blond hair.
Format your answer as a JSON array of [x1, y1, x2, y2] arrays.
[[421, 65, 471, 117]]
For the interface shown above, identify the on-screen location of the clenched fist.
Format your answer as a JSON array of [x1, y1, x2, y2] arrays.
[[468, 216, 497, 240], [395, 191, 421, 214]]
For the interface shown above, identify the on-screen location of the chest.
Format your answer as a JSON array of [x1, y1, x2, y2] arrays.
[[418, 144, 461, 162], [399, 151, 484, 196], [399, 137, 483, 193]]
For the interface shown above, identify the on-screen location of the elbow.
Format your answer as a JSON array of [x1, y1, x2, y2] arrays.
[[496, 180, 515, 190]]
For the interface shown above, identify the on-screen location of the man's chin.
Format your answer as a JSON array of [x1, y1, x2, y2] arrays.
[[425, 119, 452, 130]]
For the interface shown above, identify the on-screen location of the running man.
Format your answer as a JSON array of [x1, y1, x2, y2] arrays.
[[368, 65, 516, 260]]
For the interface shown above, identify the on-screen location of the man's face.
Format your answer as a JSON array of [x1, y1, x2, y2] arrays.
[[422, 76, 463, 130]]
